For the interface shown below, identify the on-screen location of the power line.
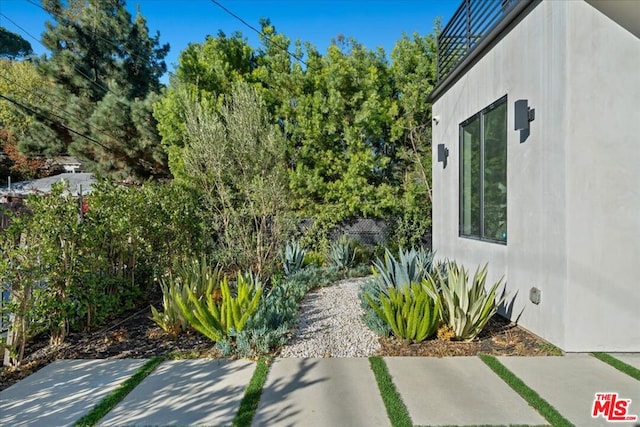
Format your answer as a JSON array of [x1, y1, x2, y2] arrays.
[[0, 11, 114, 96], [209, 0, 316, 71], [0, 71, 122, 146], [24, 0, 164, 70], [0, 92, 110, 152]]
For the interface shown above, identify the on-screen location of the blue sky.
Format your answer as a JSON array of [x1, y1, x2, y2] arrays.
[[0, 0, 459, 79]]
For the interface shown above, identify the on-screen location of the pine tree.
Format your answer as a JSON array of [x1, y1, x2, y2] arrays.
[[0, 27, 33, 59], [20, 0, 170, 180]]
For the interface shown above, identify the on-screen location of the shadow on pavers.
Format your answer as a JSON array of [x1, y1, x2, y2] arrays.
[[253, 358, 389, 427], [0, 359, 146, 427], [99, 359, 255, 427]]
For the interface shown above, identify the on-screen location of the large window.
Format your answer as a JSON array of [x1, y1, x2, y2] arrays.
[[460, 96, 507, 243]]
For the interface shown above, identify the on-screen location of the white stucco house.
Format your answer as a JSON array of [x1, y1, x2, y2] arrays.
[[429, 0, 639, 352]]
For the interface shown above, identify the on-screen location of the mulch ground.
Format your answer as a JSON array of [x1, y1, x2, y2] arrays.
[[0, 303, 561, 392]]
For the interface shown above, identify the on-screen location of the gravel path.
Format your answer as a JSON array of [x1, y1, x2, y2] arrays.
[[279, 276, 381, 357]]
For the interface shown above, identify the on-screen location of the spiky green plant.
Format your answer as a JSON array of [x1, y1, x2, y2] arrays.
[[281, 241, 306, 276], [431, 261, 507, 341], [177, 273, 262, 342], [328, 236, 357, 270], [150, 277, 189, 336], [371, 247, 435, 295], [366, 280, 440, 343], [150, 256, 221, 336]]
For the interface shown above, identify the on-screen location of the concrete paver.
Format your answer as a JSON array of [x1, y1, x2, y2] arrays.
[[99, 359, 255, 427], [499, 354, 640, 427], [612, 353, 640, 371], [252, 358, 389, 427], [0, 359, 146, 427], [384, 356, 546, 426]]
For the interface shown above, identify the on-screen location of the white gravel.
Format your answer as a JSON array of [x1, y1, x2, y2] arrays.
[[279, 276, 381, 357]]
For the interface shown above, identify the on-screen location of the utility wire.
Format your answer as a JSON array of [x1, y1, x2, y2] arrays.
[[209, 0, 317, 71], [24, 0, 163, 68], [0, 92, 110, 152], [0, 12, 114, 95], [0, 71, 121, 146]]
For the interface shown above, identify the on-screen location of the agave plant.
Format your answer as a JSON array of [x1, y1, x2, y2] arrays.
[[328, 236, 357, 270], [430, 261, 507, 341], [366, 280, 440, 343], [371, 246, 435, 295], [281, 241, 306, 276]]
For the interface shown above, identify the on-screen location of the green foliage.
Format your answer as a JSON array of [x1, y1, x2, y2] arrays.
[[281, 241, 306, 276], [19, 0, 169, 180], [303, 250, 325, 268], [156, 24, 440, 241], [226, 265, 344, 357], [0, 27, 33, 59], [359, 279, 392, 337], [0, 180, 208, 366], [432, 261, 507, 341], [74, 356, 164, 427], [479, 354, 574, 427], [369, 356, 413, 427], [371, 246, 435, 295], [592, 353, 640, 381], [360, 246, 435, 339], [327, 236, 357, 271], [366, 281, 440, 343], [177, 272, 262, 342], [153, 31, 255, 152], [150, 256, 221, 336], [233, 357, 272, 427], [180, 82, 290, 276]]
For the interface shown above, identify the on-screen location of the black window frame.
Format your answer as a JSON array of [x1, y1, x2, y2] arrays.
[[458, 95, 508, 244]]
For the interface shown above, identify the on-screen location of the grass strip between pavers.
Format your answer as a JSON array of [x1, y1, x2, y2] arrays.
[[591, 352, 640, 381], [478, 354, 574, 427], [369, 356, 413, 427], [74, 356, 164, 427], [232, 356, 271, 427]]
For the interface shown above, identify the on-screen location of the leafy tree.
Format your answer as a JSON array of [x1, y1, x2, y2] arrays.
[[156, 22, 440, 248], [286, 37, 398, 224], [0, 27, 33, 59], [153, 30, 255, 178], [388, 31, 439, 247], [0, 60, 53, 180], [180, 82, 289, 276], [19, 0, 170, 181]]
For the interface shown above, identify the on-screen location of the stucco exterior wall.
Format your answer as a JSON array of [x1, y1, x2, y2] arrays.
[[431, 0, 639, 351], [564, 1, 640, 351]]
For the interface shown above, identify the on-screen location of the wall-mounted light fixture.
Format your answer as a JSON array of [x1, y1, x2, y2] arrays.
[[437, 143, 449, 168], [514, 99, 535, 130], [515, 99, 535, 142]]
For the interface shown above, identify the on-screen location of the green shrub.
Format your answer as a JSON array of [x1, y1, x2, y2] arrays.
[[303, 250, 325, 268], [177, 273, 262, 342], [431, 261, 506, 341], [359, 278, 392, 336], [366, 281, 439, 343]]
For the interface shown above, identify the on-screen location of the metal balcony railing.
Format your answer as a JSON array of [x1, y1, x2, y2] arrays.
[[437, 0, 518, 83]]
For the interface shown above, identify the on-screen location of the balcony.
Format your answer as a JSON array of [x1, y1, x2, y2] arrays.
[[436, 0, 520, 84]]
